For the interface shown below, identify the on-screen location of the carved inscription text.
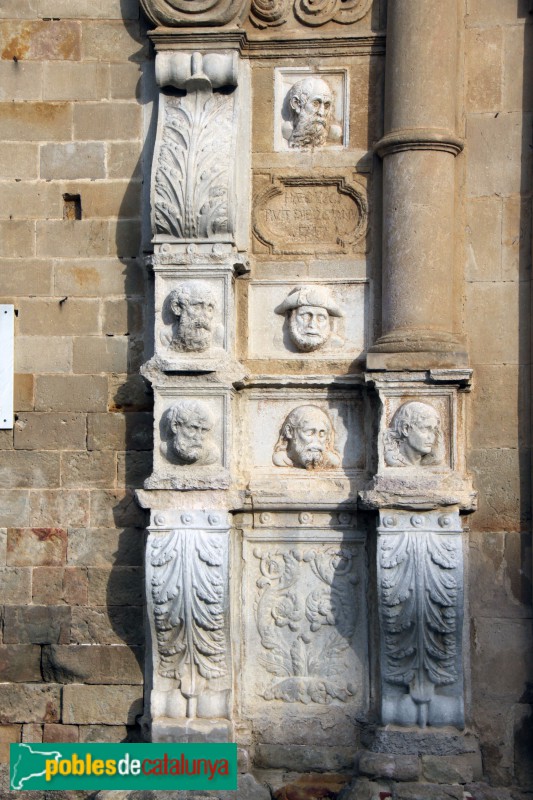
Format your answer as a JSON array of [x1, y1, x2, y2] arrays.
[[253, 178, 367, 255]]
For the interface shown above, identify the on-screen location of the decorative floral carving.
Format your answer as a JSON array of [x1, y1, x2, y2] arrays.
[[253, 546, 358, 704], [153, 91, 234, 241], [379, 529, 461, 727], [293, 0, 372, 26], [150, 530, 230, 695]]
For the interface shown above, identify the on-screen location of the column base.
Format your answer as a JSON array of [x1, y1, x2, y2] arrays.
[[367, 330, 468, 370]]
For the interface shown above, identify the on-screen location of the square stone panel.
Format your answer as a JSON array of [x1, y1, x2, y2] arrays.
[[154, 270, 231, 370], [247, 279, 368, 361], [274, 68, 349, 152]]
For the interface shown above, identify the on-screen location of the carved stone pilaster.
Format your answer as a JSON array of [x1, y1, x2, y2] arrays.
[[377, 509, 464, 729], [145, 509, 232, 742]]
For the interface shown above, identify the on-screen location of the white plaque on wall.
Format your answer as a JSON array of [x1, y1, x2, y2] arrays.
[[0, 305, 14, 430]]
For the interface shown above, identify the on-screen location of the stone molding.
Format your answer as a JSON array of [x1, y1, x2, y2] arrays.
[[374, 128, 465, 158]]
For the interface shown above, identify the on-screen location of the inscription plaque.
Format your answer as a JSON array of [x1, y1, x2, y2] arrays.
[[253, 177, 367, 255]]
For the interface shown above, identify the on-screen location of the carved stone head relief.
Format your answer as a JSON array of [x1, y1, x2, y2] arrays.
[[165, 399, 219, 466], [275, 285, 343, 352], [284, 77, 341, 150], [167, 281, 217, 353], [384, 401, 444, 467], [273, 405, 341, 470]]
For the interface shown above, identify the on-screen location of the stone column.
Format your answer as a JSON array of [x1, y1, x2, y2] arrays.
[[367, 0, 467, 370]]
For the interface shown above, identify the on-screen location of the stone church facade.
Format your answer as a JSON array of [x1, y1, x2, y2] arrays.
[[0, 0, 531, 797]]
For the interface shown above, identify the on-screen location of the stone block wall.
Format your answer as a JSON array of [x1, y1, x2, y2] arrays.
[[463, 0, 533, 788], [0, 0, 150, 759]]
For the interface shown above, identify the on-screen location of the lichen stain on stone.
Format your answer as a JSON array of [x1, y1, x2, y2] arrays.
[[71, 267, 99, 289], [2, 31, 30, 61], [1, 21, 80, 61], [32, 527, 66, 543]]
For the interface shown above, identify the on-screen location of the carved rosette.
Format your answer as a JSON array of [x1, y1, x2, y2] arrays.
[[253, 546, 359, 705], [141, 0, 248, 27], [152, 90, 236, 241], [147, 511, 231, 721], [377, 510, 464, 729]]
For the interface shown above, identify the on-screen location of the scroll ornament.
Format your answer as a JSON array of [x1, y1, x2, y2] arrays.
[[250, 0, 372, 26], [141, 0, 248, 27]]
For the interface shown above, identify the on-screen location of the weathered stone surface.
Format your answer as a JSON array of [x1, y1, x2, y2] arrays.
[[35, 375, 108, 413], [15, 338, 73, 375], [0, 179, 60, 219], [363, 730, 479, 756], [7, 527, 67, 566], [43, 723, 78, 743], [29, 490, 90, 528], [465, 28, 502, 114], [468, 530, 532, 619], [54, 259, 143, 298], [0, 452, 60, 489], [471, 617, 533, 699], [21, 723, 42, 743], [0, 20, 81, 61], [62, 684, 143, 724], [87, 567, 144, 606], [116, 451, 152, 488], [392, 784, 463, 800], [14, 374, 34, 412], [87, 413, 152, 452], [42, 644, 143, 685], [255, 744, 356, 772], [0, 567, 31, 604], [96, 773, 272, 799], [67, 528, 145, 567], [0, 645, 41, 682], [78, 724, 131, 743], [3, 605, 70, 644], [32, 567, 88, 606], [465, 786, 513, 800], [0, 143, 39, 180], [468, 448, 526, 533], [274, 773, 350, 800], [0, 490, 30, 528], [80, 20, 147, 63], [421, 755, 473, 784], [338, 779, 389, 800], [73, 336, 129, 374], [36, 220, 108, 259], [0, 684, 60, 724], [466, 112, 533, 198], [40, 142, 106, 180], [358, 752, 419, 782], [0, 102, 71, 141], [70, 606, 144, 645], [109, 375, 152, 413], [43, 62, 108, 102], [73, 103, 141, 142], [89, 489, 147, 528], [15, 412, 87, 450], [60, 451, 116, 489]]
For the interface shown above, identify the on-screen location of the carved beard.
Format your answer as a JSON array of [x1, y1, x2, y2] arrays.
[[174, 317, 212, 352], [289, 116, 329, 149], [291, 444, 325, 469], [289, 319, 330, 352], [172, 437, 203, 464]]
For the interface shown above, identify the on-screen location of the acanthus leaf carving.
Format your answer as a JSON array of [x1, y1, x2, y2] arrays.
[[379, 528, 461, 727], [153, 89, 235, 241], [150, 529, 230, 695], [253, 546, 358, 704]]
